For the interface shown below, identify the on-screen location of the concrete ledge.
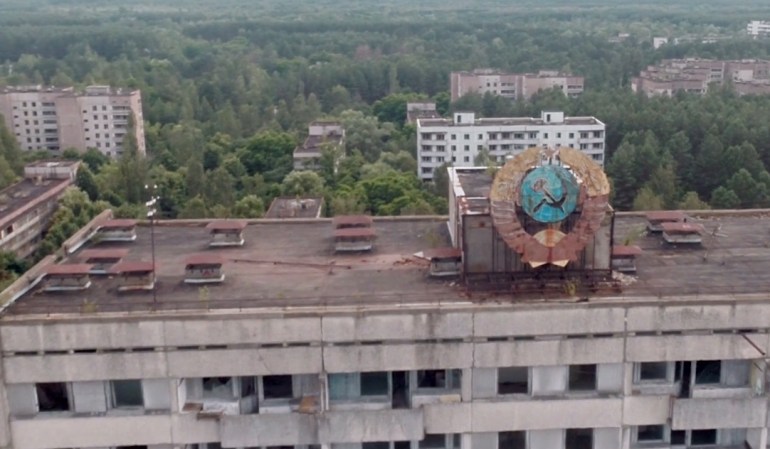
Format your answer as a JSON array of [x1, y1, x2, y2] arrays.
[[11, 414, 171, 449], [672, 397, 767, 429]]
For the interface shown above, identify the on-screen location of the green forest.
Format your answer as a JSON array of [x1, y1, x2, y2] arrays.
[[2, 0, 770, 229]]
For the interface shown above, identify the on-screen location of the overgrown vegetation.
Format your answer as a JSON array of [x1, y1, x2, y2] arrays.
[[0, 0, 769, 222]]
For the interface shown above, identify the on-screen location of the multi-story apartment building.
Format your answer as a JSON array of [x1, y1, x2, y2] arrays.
[[293, 121, 345, 171], [632, 59, 770, 96], [450, 69, 584, 102], [0, 160, 79, 258], [406, 102, 440, 125], [747, 21, 770, 38], [0, 85, 145, 158], [0, 146, 768, 449], [416, 111, 605, 180]]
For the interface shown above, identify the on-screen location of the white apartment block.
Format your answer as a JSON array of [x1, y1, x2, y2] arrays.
[[450, 69, 584, 102], [0, 85, 146, 158], [748, 21, 770, 38], [416, 111, 605, 180]]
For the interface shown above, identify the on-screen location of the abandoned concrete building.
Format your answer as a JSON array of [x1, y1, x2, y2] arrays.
[[0, 147, 769, 449]]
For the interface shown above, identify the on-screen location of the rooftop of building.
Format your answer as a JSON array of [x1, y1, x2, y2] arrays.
[[0, 177, 71, 228], [452, 69, 580, 78], [418, 116, 603, 128], [0, 85, 138, 97], [293, 134, 344, 157], [265, 197, 324, 219], [3, 203, 770, 318]]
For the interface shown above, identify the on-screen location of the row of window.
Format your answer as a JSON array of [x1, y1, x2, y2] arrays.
[[27, 360, 745, 416], [35, 380, 143, 412], [420, 143, 603, 153]]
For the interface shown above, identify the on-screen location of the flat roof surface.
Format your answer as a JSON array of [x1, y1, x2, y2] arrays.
[[5, 212, 770, 316], [0, 178, 71, 226], [294, 134, 343, 157], [419, 117, 601, 127]]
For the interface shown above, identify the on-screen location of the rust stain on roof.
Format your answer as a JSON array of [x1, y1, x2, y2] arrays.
[[334, 227, 377, 238], [110, 261, 155, 274], [45, 264, 93, 275], [661, 222, 705, 234], [333, 215, 374, 227], [612, 245, 643, 257], [185, 254, 224, 266], [78, 248, 130, 260], [423, 247, 462, 260], [206, 220, 248, 231]]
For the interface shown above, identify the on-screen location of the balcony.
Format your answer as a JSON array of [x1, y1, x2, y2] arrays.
[[11, 413, 171, 449], [425, 396, 622, 433], [219, 408, 423, 447], [220, 413, 318, 447]]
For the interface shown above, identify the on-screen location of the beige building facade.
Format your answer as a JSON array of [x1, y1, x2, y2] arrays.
[[632, 59, 770, 97], [450, 69, 584, 102], [0, 85, 145, 158]]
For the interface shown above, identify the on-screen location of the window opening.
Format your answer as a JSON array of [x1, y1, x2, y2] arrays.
[[263, 375, 293, 399], [111, 380, 143, 407], [695, 361, 721, 385], [691, 429, 717, 445], [499, 431, 526, 449], [498, 367, 528, 394], [202, 377, 235, 400], [639, 362, 668, 381], [36, 382, 71, 412], [637, 425, 665, 442], [568, 365, 596, 391], [565, 428, 593, 449]]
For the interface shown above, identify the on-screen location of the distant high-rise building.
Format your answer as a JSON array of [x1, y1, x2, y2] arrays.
[[0, 85, 145, 158], [450, 69, 584, 102]]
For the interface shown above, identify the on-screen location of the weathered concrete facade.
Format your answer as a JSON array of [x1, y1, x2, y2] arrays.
[[0, 298, 768, 449]]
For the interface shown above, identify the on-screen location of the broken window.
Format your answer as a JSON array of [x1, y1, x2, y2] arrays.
[[695, 361, 721, 385], [565, 428, 593, 449], [111, 380, 143, 407], [36, 382, 71, 412], [691, 429, 717, 445], [418, 370, 460, 389], [499, 431, 526, 449], [498, 367, 528, 394], [637, 425, 665, 442], [263, 375, 293, 399], [568, 365, 596, 391], [638, 362, 668, 382], [202, 377, 235, 400]]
